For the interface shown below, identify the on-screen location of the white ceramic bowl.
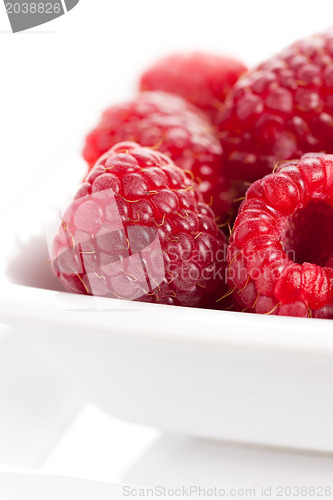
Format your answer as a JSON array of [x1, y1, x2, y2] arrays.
[[1, 158, 333, 453]]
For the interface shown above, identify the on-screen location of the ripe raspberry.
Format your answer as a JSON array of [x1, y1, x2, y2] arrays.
[[218, 30, 333, 183], [227, 153, 333, 319], [139, 52, 247, 123], [83, 91, 231, 221], [52, 142, 227, 308]]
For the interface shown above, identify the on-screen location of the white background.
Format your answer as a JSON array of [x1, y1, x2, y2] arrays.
[[1, 0, 333, 493]]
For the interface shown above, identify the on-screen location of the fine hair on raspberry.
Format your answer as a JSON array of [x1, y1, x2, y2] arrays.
[[218, 29, 333, 183], [83, 91, 231, 221], [52, 142, 227, 309], [227, 153, 333, 318]]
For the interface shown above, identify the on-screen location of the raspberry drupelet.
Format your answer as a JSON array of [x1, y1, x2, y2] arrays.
[[139, 51, 247, 123], [218, 29, 333, 183], [227, 153, 333, 319], [52, 143, 227, 308], [83, 91, 231, 221]]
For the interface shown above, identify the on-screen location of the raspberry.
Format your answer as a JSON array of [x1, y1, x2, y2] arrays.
[[218, 30, 333, 183], [52, 142, 227, 308], [83, 91, 231, 221], [139, 52, 247, 123], [226, 153, 333, 318]]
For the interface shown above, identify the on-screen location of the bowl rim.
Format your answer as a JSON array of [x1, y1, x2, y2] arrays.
[[1, 281, 333, 357]]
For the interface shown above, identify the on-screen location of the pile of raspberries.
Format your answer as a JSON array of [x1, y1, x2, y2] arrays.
[[52, 30, 333, 319]]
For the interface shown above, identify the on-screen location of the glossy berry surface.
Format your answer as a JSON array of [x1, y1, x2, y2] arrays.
[[227, 153, 333, 318], [218, 30, 333, 183], [83, 91, 231, 221], [139, 52, 247, 123], [52, 143, 227, 308]]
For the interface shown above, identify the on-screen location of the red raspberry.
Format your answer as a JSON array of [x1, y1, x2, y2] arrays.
[[227, 153, 333, 319], [218, 30, 333, 183], [83, 91, 231, 221], [52, 142, 227, 308], [139, 52, 247, 123]]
